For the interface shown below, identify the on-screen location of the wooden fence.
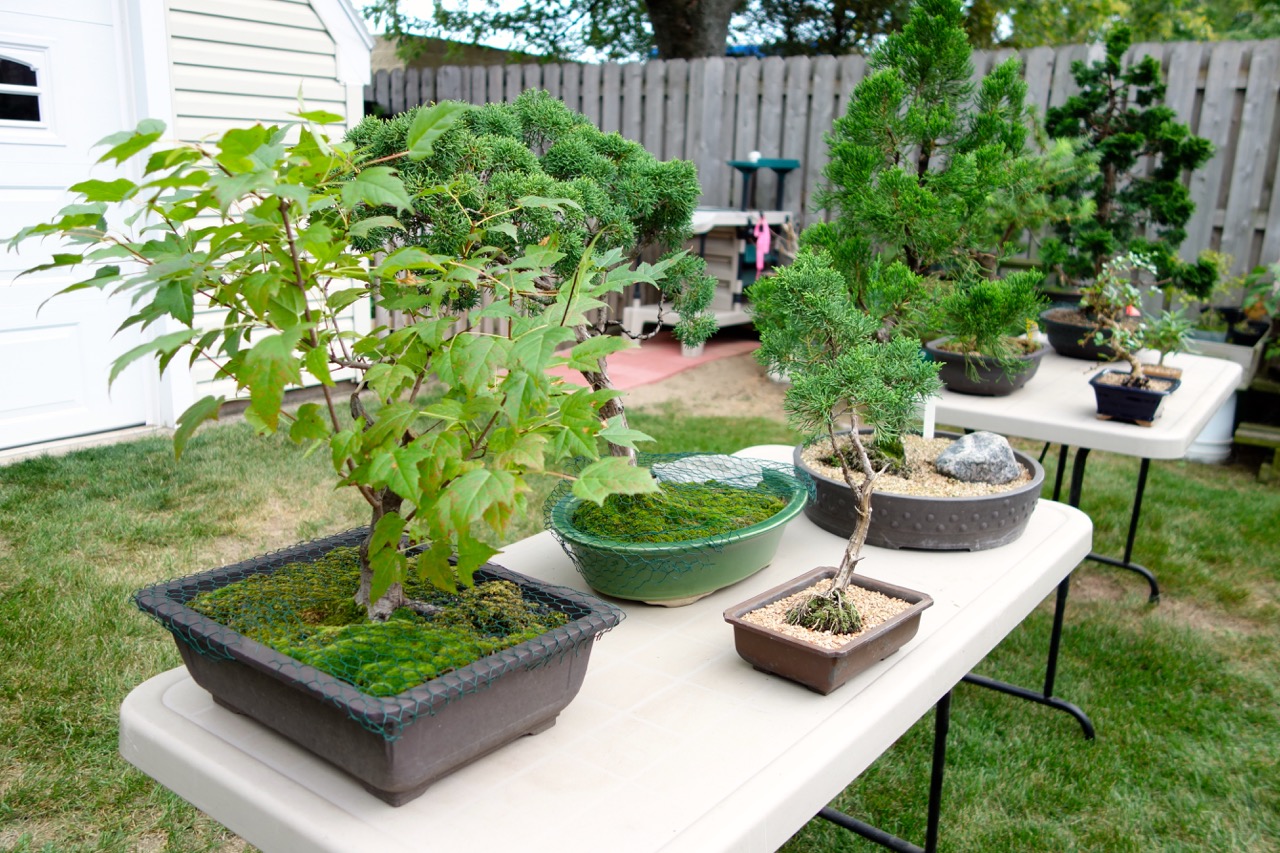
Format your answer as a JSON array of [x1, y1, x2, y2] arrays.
[[366, 40, 1280, 277]]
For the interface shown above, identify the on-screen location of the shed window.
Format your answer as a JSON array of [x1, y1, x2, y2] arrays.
[[0, 57, 41, 122]]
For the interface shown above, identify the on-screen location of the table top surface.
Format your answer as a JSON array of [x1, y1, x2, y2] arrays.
[[931, 349, 1242, 458], [120, 451, 1091, 853]]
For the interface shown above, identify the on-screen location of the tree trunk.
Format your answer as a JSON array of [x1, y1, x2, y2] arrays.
[[356, 488, 409, 620], [646, 0, 739, 59], [574, 325, 637, 462]]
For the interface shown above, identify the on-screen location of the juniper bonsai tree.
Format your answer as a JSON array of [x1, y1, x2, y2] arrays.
[[9, 108, 664, 621], [934, 270, 1047, 374], [345, 91, 717, 457], [803, 0, 1051, 338], [1041, 25, 1218, 299], [751, 250, 941, 632]]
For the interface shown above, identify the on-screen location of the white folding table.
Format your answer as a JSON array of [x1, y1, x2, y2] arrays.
[[120, 492, 1090, 853]]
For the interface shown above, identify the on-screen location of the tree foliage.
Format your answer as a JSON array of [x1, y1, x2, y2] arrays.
[[9, 107, 669, 621], [1041, 26, 1218, 297], [804, 0, 1057, 337]]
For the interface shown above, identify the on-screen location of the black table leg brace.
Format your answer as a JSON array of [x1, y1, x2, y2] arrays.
[[818, 691, 952, 853], [1046, 444, 1160, 603]]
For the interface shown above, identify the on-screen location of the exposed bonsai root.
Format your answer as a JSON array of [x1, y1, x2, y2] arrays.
[[404, 599, 444, 618], [785, 589, 863, 635]]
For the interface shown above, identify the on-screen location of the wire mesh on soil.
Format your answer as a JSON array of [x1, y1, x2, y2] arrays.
[[133, 528, 622, 740], [545, 453, 812, 597]]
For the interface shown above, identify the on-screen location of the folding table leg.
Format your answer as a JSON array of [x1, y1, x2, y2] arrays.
[[817, 691, 953, 853], [1062, 446, 1161, 603], [962, 576, 1095, 739]]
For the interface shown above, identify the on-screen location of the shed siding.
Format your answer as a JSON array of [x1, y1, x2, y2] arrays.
[[167, 0, 347, 143], [167, 0, 370, 402]]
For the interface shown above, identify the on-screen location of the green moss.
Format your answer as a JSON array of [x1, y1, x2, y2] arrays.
[[786, 590, 863, 634], [188, 548, 567, 697], [571, 481, 786, 543]]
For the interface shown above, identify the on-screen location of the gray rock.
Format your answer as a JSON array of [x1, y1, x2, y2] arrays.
[[934, 432, 1022, 485]]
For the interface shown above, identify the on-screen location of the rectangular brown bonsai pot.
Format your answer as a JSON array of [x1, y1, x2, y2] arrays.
[[724, 567, 933, 695]]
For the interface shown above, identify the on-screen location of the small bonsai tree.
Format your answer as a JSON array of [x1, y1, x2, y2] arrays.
[[1081, 253, 1165, 384], [1141, 309, 1193, 367], [934, 270, 1047, 374], [9, 109, 664, 621], [804, 0, 1054, 339], [751, 250, 941, 631], [1041, 25, 1218, 299], [345, 91, 717, 458]]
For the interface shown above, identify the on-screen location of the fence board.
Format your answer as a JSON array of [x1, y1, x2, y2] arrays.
[[804, 56, 837, 218], [1022, 46, 1055, 119], [698, 58, 728, 206], [756, 57, 786, 210], [781, 56, 811, 215], [718, 60, 739, 205], [663, 59, 687, 160], [643, 61, 665, 156], [504, 65, 522, 102], [436, 65, 462, 101], [601, 63, 622, 133], [622, 62, 643, 142], [542, 63, 561, 99], [1219, 43, 1278, 273], [581, 62, 602, 127], [684, 61, 707, 191], [1186, 42, 1247, 261], [561, 62, 581, 113]]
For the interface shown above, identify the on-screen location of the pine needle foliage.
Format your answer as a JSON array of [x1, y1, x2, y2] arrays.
[[935, 270, 1046, 370], [751, 249, 940, 630], [1041, 25, 1218, 298], [804, 0, 1047, 312], [345, 90, 718, 347]]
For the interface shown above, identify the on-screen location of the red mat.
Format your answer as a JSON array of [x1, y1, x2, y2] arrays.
[[549, 331, 759, 391]]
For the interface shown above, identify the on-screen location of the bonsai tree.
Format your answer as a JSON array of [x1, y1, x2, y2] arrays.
[[1081, 253, 1166, 385], [9, 109, 665, 621], [345, 91, 717, 458], [1141, 308, 1193, 367], [933, 270, 1047, 374], [751, 250, 941, 631], [1041, 25, 1218, 299], [804, 0, 1055, 338]]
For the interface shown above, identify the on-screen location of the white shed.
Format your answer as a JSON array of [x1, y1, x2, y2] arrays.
[[0, 0, 372, 453]]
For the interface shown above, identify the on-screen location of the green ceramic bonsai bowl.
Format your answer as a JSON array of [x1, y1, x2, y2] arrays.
[[547, 457, 809, 606]]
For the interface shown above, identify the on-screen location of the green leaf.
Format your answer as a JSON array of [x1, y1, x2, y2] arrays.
[[342, 166, 412, 213], [597, 416, 655, 450], [564, 334, 634, 371], [405, 101, 469, 160], [437, 469, 515, 534], [416, 541, 457, 593], [386, 444, 428, 501], [173, 395, 224, 458], [572, 457, 659, 505], [331, 426, 362, 473], [349, 215, 405, 238], [516, 195, 583, 213], [96, 119, 165, 165], [293, 107, 346, 124], [288, 402, 331, 443], [69, 179, 136, 203], [303, 345, 335, 386], [326, 287, 369, 312], [455, 533, 500, 588], [154, 280, 195, 326], [109, 329, 199, 386], [241, 330, 303, 432], [372, 247, 448, 279], [439, 333, 505, 394], [368, 512, 407, 603]]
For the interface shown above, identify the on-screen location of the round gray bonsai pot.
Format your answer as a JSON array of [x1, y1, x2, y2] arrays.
[[924, 337, 1046, 397], [794, 431, 1045, 551]]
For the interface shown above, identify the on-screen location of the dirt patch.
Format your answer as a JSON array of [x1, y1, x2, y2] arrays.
[[1070, 571, 1261, 637], [625, 352, 788, 420]]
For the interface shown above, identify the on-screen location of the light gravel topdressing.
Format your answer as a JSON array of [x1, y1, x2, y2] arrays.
[[800, 434, 1033, 498]]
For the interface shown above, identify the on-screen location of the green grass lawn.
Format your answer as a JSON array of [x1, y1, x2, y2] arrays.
[[0, 410, 1276, 851]]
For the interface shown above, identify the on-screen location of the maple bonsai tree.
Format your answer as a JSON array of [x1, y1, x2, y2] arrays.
[[10, 107, 670, 620]]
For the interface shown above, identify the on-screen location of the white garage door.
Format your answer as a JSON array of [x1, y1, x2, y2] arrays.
[[0, 2, 149, 451]]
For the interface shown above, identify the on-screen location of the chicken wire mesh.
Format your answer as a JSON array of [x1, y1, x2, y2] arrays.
[[545, 453, 812, 599], [134, 528, 622, 740]]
